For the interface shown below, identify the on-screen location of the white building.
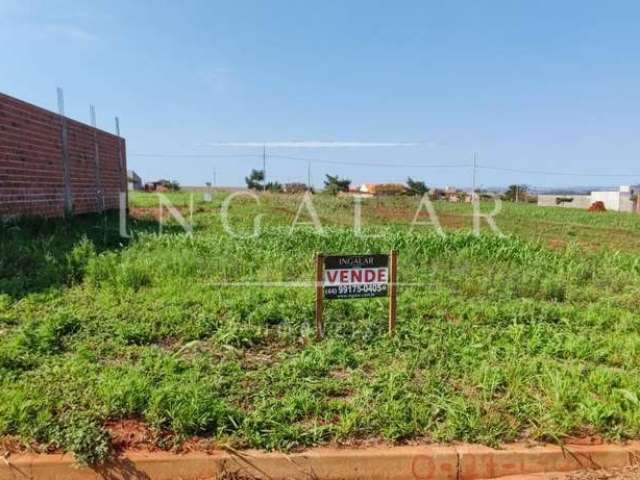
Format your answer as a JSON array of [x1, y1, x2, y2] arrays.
[[591, 185, 635, 212], [538, 185, 638, 212]]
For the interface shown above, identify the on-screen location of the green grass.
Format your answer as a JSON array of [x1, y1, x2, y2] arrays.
[[1, 192, 640, 464]]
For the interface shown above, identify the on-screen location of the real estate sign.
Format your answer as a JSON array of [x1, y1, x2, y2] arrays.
[[323, 254, 389, 299], [314, 251, 398, 339]]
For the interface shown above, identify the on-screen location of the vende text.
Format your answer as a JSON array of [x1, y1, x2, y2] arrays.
[[324, 268, 388, 285]]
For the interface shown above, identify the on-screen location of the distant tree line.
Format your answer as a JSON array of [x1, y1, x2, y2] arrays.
[[243, 169, 541, 203], [245, 169, 431, 197]]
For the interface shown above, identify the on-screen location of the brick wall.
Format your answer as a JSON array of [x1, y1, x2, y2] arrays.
[[0, 92, 126, 218]]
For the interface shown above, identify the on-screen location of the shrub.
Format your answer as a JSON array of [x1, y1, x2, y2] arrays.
[[55, 412, 112, 466], [66, 237, 97, 285]]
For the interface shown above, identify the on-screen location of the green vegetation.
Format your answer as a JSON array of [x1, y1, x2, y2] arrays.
[[245, 169, 265, 190], [406, 177, 429, 196], [323, 174, 352, 195], [503, 184, 530, 202], [1, 192, 640, 464]]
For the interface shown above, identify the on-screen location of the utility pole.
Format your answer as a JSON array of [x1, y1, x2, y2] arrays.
[[213, 167, 217, 188], [262, 144, 267, 190], [307, 160, 312, 190], [471, 152, 477, 201], [515, 185, 519, 203]]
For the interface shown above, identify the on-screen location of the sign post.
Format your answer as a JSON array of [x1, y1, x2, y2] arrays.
[[315, 253, 324, 340], [388, 250, 398, 335], [315, 251, 398, 338]]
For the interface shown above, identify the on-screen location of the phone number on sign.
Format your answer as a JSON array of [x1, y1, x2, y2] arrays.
[[324, 283, 388, 299], [338, 283, 386, 294]]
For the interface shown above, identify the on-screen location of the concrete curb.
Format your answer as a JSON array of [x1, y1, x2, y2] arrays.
[[1, 442, 639, 480]]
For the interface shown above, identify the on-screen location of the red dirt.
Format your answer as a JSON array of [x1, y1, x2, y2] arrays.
[[105, 419, 224, 455], [547, 239, 568, 250], [562, 428, 604, 447], [588, 201, 606, 212], [129, 205, 201, 221], [371, 204, 470, 229], [0, 435, 61, 456], [129, 207, 163, 220], [0, 436, 29, 455], [105, 419, 154, 452]]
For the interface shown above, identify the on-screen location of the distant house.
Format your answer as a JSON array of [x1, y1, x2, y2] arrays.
[[359, 183, 378, 195], [144, 179, 175, 192], [441, 187, 468, 203], [358, 183, 407, 196], [127, 170, 143, 191], [538, 185, 639, 212]]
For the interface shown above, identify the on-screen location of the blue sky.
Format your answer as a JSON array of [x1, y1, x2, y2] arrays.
[[2, 0, 640, 189]]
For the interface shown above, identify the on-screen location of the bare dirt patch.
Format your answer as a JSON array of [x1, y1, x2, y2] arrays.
[[370, 204, 471, 229], [129, 205, 199, 221], [106, 419, 154, 452], [129, 206, 163, 221], [547, 238, 568, 250]]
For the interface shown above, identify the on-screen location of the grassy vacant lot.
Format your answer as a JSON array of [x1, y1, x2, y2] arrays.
[[1, 191, 640, 464]]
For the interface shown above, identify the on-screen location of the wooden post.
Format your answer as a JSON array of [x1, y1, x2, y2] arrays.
[[315, 253, 324, 340], [388, 250, 398, 335]]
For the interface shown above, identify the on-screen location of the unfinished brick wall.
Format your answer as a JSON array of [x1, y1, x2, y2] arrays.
[[0, 92, 127, 218]]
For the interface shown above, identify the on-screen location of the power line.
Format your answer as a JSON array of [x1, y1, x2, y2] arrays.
[[128, 152, 640, 178], [131, 153, 263, 158], [129, 152, 470, 168]]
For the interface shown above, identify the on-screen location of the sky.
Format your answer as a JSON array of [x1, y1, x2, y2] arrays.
[[2, 0, 640, 189]]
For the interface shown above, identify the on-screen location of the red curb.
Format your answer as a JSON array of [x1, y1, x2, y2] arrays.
[[458, 443, 640, 480], [1, 443, 639, 480], [0, 447, 458, 480]]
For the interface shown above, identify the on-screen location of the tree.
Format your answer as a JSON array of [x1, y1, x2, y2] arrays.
[[167, 180, 181, 192], [323, 174, 351, 195], [406, 177, 428, 196], [503, 184, 528, 202], [245, 169, 265, 190], [265, 181, 283, 193]]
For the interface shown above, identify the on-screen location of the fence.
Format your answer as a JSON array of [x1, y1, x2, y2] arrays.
[[0, 91, 126, 218]]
